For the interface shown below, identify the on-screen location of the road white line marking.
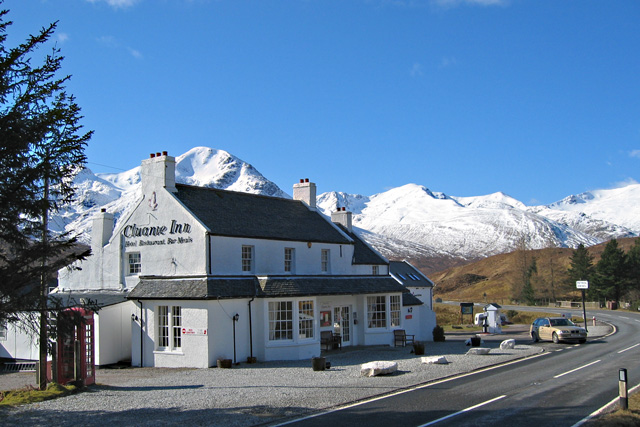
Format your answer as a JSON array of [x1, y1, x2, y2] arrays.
[[273, 352, 550, 426], [618, 343, 640, 354], [571, 382, 640, 426], [554, 360, 601, 379], [418, 395, 507, 427]]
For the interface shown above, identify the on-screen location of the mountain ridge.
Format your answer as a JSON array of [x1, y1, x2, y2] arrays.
[[53, 147, 639, 271]]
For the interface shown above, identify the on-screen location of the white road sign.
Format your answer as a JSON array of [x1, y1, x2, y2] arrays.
[[576, 280, 589, 289]]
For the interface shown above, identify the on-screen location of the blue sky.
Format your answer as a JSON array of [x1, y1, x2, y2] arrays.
[[6, 0, 639, 205]]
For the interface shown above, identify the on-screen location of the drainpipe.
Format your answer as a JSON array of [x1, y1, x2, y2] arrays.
[[232, 313, 239, 364], [248, 295, 255, 360], [137, 299, 143, 367]]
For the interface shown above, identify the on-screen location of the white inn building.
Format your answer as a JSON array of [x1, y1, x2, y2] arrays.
[[51, 152, 436, 368]]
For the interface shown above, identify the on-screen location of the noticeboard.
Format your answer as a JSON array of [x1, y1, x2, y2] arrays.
[[460, 302, 474, 315], [576, 280, 589, 289]]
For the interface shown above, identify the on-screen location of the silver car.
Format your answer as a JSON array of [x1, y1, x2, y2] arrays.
[[530, 317, 587, 344]]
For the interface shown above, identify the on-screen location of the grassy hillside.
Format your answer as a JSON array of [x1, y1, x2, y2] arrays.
[[429, 237, 638, 304]]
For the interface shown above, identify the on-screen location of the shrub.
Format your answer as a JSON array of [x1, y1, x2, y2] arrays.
[[433, 325, 446, 342]]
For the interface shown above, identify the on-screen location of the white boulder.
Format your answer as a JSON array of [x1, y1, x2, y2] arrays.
[[360, 361, 398, 377], [421, 356, 449, 365], [500, 339, 516, 349], [466, 347, 491, 355]]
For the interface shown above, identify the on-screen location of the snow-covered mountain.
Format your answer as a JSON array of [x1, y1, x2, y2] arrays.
[[52, 147, 289, 240], [54, 147, 639, 265]]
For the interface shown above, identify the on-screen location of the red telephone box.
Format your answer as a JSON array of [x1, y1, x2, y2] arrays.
[[55, 308, 95, 386]]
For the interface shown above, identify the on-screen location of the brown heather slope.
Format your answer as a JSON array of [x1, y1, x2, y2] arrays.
[[429, 237, 638, 303]]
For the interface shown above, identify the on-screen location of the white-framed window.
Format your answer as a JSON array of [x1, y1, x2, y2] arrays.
[[372, 265, 379, 275], [367, 295, 386, 329], [128, 252, 141, 275], [242, 245, 254, 272], [298, 300, 314, 339], [284, 248, 295, 273], [268, 301, 293, 341], [157, 305, 182, 351], [390, 295, 401, 328], [0, 321, 7, 341], [321, 249, 330, 272]]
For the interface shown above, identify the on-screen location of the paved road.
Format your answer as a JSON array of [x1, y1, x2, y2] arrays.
[[278, 308, 640, 427]]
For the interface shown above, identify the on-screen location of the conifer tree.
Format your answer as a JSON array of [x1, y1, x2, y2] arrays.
[[0, 4, 92, 389], [595, 239, 628, 304], [567, 243, 595, 298]]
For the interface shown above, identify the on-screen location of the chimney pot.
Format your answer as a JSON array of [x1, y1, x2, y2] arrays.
[[150, 153, 155, 158], [162, 151, 168, 156], [101, 208, 106, 213], [299, 179, 304, 183], [156, 152, 161, 157], [305, 178, 309, 183], [342, 207, 346, 211]]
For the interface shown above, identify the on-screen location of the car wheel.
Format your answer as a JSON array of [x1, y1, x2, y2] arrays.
[[552, 332, 559, 344], [531, 332, 539, 342], [579, 339, 586, 344]]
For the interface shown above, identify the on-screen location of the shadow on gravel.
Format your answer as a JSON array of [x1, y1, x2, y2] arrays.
[[93, 384, 205, 392]]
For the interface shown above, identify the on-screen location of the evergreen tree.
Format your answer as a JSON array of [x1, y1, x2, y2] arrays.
[[625, 238, 640, 301], [567, 243, 596, 298], [0, 4, 92, 389], [595, 239, 628, 304], [520, 257, 537, 305]]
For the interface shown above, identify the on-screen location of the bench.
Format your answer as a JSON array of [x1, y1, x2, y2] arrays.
[[321, 331, 341, 351], [393, 329, 415, 347]]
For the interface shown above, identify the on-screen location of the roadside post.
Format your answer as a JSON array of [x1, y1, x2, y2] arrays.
[[576, 281, 589, 333], [619, 368, 628, 410]]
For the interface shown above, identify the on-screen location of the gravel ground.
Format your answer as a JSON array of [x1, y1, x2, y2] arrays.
[[0, 325, 611, 426]]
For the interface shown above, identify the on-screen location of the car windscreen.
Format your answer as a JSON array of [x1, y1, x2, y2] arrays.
[[550, 319, 572, 326]]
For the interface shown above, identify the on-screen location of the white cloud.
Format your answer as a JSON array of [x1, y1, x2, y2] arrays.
[[630, 149, 640, 159], [610, 178, 639, 189], [128, 47, 143, 59], [433, 0, 509, 7], [86, 0, 140, 9], [57, 33, 69, 43], [439, 56, 457, 68], [410, 63, 423, 77]]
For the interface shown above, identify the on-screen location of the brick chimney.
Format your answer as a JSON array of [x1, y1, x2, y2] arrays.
[[293, 178, 316, 209], [91, 208, 114, 250], [141, 151, 176, 194], [331, 207, 352, 233]]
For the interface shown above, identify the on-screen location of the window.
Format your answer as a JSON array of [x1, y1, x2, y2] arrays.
[[242, 245, 254, 272], [128, 252, 141, 275], [269, 301, 293, 341], [284, 248, 295, 273], [298, 300, 314, 339], [157, 305, 182, 351], [390, 295, 401, 327], [321, 249, 330, 272], [0, 321, 6, 341], [367, 295, 386, 328], [372, 265, 379, 275]]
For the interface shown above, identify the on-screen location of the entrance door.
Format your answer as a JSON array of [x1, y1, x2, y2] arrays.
[[333, 306, 351, 346]]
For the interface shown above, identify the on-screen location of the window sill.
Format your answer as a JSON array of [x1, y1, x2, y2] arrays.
[[154, 350, 184, 355]]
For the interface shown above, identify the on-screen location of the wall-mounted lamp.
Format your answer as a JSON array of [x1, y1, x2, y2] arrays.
[[233, 313, 239, 322], [131, 314, 139, 321]]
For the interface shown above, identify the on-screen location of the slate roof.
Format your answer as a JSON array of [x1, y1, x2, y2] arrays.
[[402, 292, 423, 306], [335, 225, 388, 265], [389, 260, 434, 288], [174, 184, 351, 244], [128, 275, 410, 300]]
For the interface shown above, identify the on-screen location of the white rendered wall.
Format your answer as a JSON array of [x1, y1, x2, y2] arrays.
[[94, 301, 136, 366], [210, 236, 359, 276], [0, 319, 38, 360]]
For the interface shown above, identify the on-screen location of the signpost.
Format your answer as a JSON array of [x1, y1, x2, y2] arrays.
[[576, 281, 589, 333]]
